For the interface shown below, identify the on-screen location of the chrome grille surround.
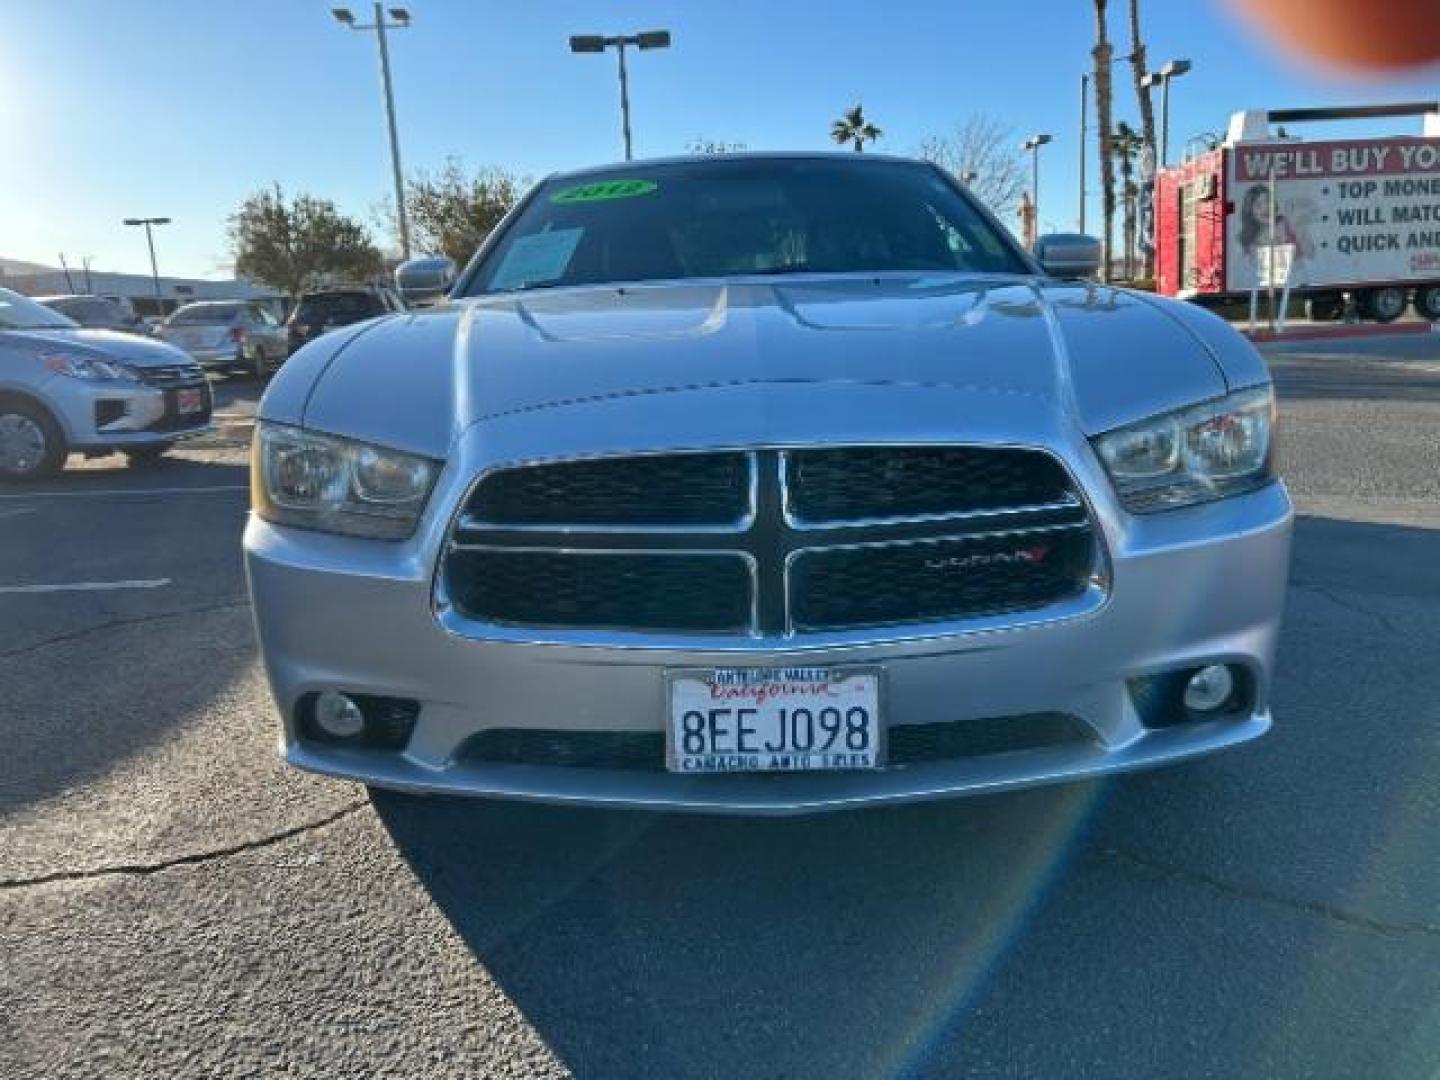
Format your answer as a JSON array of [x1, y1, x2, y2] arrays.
[[436, 446, 1108, 648]]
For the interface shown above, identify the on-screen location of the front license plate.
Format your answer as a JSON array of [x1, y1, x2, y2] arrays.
[[666, 667, 883, 773], [176, 388, 204, 415]]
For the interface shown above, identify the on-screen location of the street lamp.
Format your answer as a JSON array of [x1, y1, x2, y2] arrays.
[[1023, 134, 1053, 239], [1142, 58, 1192, 167], [333, 4, 413, 259], [569, 30, 672, 161], [122, 217, 171, 310]]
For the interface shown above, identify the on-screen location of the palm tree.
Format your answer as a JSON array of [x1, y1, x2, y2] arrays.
[[831, 105, 882, 153], [1112, 121, 1144, 278], [1126, 0, 1158, 277], [1092, 0, 1116, 282]]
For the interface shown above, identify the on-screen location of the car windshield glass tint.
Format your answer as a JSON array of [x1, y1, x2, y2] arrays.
[[296, 294, 376, 322], [172, 304, 240, 324], [0, 290, 79, 330], [468, 158, 1028, 294]]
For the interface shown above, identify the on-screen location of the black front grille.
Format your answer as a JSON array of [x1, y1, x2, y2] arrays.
[[444, 550, 753, 632], [457, 713, 1092, 772], [137, 363, 206, 389], [787, 446, 1073, 522], [443, 446, 1096, 637], [467, 452, 750, 527], [790, 529, 1094, 631]]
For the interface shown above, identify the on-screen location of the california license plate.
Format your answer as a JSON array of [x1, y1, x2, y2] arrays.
[[666, 667, 883, 773], [176, 388, 204, 415]]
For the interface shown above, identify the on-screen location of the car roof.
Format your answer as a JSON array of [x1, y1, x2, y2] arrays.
[[34, 294, 109, 303], [298, 286, 384, 297], [546, 150, 930, 184]]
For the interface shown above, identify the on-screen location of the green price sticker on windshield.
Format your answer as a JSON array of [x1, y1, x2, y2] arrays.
[[551, 179, 658, 204]]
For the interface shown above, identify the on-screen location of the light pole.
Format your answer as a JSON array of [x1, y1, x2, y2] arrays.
[[569, 30, 671, 161], [333, 5, 412, 259], [122, 217, 171, 311], [1023, 134, 1053, 238], [1079, 74, 1088, 233], [1142, 58, 1192, 167]]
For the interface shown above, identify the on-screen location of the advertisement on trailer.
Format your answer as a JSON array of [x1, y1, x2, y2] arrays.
[[1227, 137, 1440, 290]]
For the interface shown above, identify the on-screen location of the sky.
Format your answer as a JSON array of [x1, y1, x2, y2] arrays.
[[3, 0, 1438, 280]]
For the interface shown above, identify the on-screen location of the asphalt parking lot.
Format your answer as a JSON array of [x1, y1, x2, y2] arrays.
[[2, 346, 1437, 1079]]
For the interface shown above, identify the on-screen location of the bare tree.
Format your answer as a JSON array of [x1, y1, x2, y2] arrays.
[[916, 115, 1028, 219], [686, 137, 749, 155], [1092, 0, 1116, 282], [1126, 0, 1157, 276]]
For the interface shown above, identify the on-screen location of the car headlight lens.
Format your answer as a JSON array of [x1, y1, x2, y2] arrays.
[[1093, 387, 1275, 512], [253, 423, 439, 540], [43, 352, 138, 382]]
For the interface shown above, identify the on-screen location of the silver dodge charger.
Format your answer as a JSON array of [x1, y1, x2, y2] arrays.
[[244, 153, 1293, 813]]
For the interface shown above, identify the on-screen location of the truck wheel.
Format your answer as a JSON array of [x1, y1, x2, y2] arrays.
[[0, 398, 67, 481], [1415, 285, 1440, 321], [1361, 287, 1407, 323], [1305, 293, 1344, 321]]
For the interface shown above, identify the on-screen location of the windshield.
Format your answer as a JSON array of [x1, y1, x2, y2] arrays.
[[294, 293, 381, 323], [170, 303, 241, 325], [464, 157, 1029, 295], [0, 288, 79, 330]]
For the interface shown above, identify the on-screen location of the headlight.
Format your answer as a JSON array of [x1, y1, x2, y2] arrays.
[[43, 352, 138, 382], [252, 423, 439, 540], [1093, 387, 1275, 513]]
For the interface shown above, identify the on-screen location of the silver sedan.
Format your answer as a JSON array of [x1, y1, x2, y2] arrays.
[[0, 287, 211, 478], [155, 300, 289, 377], [245, 153, 1293, 813]]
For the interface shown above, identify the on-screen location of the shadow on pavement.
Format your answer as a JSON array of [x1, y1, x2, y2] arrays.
[[373, 782, 1105, 1078]]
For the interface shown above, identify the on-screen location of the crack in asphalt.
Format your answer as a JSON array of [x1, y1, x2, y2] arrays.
[[0, 599, 250, 660], [1288, 580, 1406, 637], [1097, 846, 1440, 940], [0, 800, 370, 890]]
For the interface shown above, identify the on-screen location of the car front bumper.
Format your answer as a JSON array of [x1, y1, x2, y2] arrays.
[[244, 468, 1294, 814], [51, 377, 214, 449]]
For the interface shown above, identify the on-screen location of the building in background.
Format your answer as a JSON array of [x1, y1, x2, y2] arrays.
[[0, 258, 285, 319]]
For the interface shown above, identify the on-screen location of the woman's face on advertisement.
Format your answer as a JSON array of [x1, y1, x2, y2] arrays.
[[1251, 188, 1272, 221]]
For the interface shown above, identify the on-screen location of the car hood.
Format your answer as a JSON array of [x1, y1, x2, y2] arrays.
[[0, 327, 194, 367], [285, 276, 1239, 460]]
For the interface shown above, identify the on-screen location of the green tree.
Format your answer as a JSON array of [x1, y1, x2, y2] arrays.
[[1112, 120, 1145, 278], [230, 186, 381, 298], [831, 105, 882, 153], [400, 160, 527, 266]]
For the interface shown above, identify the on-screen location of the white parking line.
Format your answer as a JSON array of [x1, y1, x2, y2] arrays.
[[0, 484, 248, 500], [0, 578, 172, 595], [0, 506, 37, 519]]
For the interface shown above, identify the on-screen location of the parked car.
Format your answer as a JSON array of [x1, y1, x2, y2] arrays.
[[34, 294, 146, 334], [286, 285, 404, 353], [0, 287, 211, 479], [155, 300, 289, 377], [245, 153, 1293, 813]]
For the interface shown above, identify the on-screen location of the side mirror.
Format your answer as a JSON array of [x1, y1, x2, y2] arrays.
[[1032, 233, 1102, 280], [395, 256, 456, 308]]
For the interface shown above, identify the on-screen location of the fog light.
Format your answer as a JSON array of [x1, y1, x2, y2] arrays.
[[314, 690, 365, 738], [1183, 665, 1236, 713]]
